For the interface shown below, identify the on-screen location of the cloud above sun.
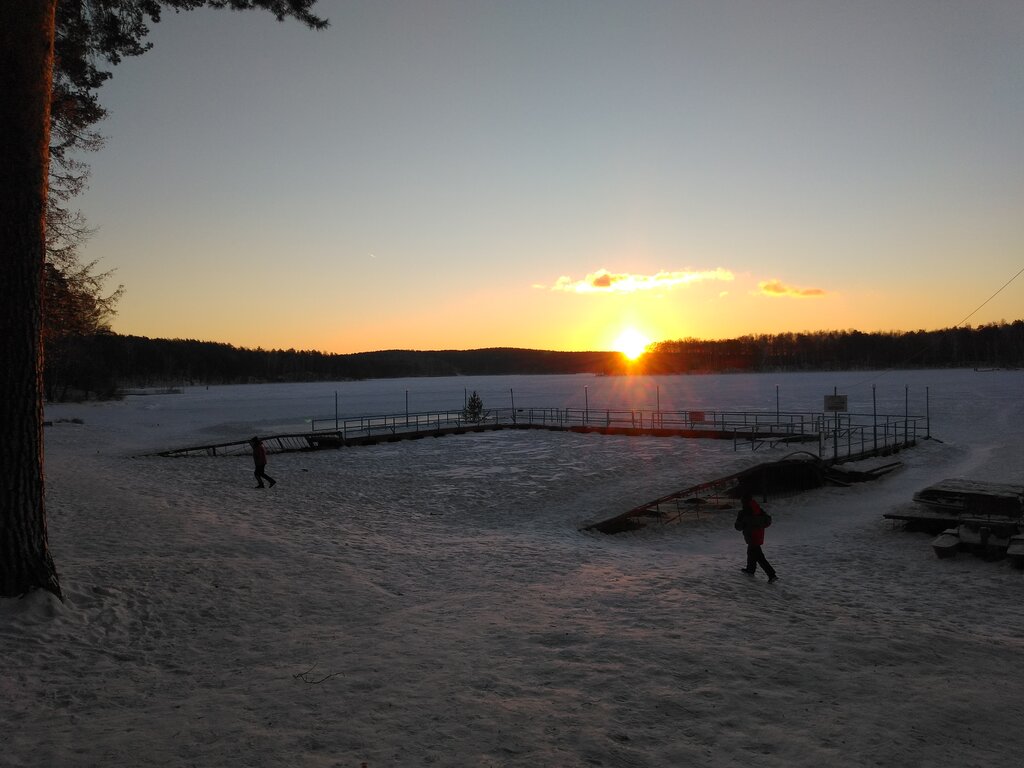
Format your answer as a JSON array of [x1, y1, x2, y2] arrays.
[[536, 268, 828, 305], [544, 268, 734, 294], [758, 279, 827, 298]]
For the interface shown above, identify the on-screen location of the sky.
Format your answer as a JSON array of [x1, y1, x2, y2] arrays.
[[74, 0, 1024, 355]]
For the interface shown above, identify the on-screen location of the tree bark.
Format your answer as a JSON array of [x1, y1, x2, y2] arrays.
[[0, 0, 63, 599]]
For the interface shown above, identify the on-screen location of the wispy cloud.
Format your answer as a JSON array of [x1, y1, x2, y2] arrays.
[[758, 279, 827, 298], [547, 268, 734, 294]]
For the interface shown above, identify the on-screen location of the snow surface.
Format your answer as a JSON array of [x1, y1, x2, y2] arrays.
[[4, 369, 1024, 767]]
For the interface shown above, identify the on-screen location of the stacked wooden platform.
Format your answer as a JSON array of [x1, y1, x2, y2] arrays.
[[884, 479, 1024, 565]]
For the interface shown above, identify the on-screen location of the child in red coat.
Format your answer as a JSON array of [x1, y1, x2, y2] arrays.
[[250, 436, 277, 489], [735, 489, 777, 582]]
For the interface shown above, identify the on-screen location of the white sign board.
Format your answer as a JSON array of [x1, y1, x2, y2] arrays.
[[824, 394, 848, 412]]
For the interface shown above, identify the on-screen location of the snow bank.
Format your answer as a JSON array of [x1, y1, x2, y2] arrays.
[[3, 370, 1023, 767]]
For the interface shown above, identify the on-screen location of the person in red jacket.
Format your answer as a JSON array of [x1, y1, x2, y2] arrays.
[[735, 489, 777, 582], [250, 436, 276, 489]]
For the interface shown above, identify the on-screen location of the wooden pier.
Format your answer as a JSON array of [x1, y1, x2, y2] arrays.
[[151, 421, 815, 458], [152, 405, 924, 460]]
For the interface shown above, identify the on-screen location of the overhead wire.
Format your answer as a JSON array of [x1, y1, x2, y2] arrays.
[[844, 263, 1024, 389]]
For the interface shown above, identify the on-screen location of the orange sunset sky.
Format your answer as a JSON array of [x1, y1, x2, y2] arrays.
[[76, 0, 1024, 355]]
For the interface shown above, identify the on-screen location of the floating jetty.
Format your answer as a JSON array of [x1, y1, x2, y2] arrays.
[[153, 404, 925, 462], [884, 479, 1024, 565]]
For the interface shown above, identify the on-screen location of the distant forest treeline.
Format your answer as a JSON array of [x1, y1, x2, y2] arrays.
[[646, 321, 1024, 374], [46, 322, 1024, 400]]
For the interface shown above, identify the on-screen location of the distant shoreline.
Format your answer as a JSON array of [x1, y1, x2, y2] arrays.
[[46, 323, 1024, 401]]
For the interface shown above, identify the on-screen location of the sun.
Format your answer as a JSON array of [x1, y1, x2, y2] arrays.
[[612, 327, 651, 360]]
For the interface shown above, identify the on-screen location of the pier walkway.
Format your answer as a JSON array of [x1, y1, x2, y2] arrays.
[[154, 405, 925, 464]]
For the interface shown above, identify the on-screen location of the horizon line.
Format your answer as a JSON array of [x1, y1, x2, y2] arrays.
[[106, 319, 1024, 357]]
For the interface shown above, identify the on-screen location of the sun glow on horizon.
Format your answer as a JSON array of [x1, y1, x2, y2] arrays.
[[612, 327, 651, 360]]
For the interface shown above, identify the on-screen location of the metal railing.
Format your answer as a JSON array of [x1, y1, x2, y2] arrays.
[[307, 407, 822, 436], [304, 406, 924, 461], [814, 412, 923, 461], [309, 409, 501, 437]]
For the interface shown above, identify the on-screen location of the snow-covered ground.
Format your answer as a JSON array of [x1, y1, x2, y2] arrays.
[[3, 369, 1023, 767]]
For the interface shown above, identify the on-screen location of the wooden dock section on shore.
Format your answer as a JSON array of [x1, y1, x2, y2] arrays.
[[883, 479, 1024, 534], [884, 480, 1024, 564], [582, 454, 904, 534]]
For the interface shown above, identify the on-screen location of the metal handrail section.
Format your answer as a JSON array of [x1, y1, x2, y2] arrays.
[[310, 407, 827, 434], [153, 431, 327, 458], [310, 409, 502, 437], [814, 414, 923, 460], [559, 408, 822, 432]]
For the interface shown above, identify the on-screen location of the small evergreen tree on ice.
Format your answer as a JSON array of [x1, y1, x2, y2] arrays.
[[463, 391, 486, 424]]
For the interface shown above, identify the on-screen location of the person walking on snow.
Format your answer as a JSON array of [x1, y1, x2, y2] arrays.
[[250, 436, 276, 489], [736, 489, 777, 582]]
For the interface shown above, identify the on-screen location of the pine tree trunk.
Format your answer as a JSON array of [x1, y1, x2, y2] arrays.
[[0, 1, 63, 599]]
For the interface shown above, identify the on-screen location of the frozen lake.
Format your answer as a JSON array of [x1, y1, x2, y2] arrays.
[[82, 368, 956, 448]]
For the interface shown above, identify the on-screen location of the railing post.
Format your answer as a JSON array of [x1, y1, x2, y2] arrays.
[[869, 385, 875, 453], [926, 386, 931, 439], [904, 386, 909, 446]]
